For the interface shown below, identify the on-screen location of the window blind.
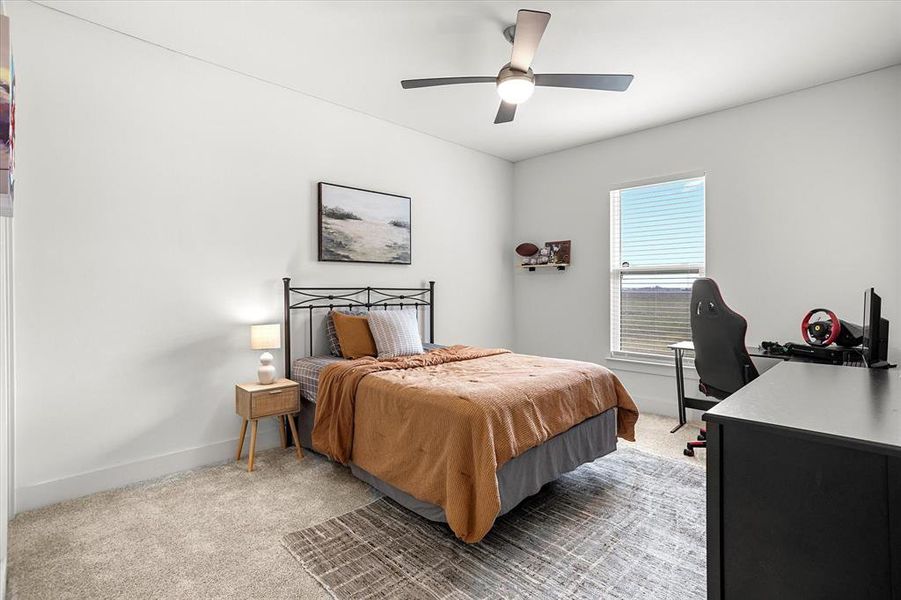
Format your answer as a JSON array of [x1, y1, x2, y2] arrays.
[[610, 176, 705, 360]]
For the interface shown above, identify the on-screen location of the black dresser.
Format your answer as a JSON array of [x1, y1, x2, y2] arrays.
[[704, 361, 901, 600]]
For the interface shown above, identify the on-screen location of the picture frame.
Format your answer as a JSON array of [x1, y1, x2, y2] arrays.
[[546, 240, 571, 264], [318, 182, 412, 265]]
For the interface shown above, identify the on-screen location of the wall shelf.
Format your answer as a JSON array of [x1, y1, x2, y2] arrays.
[[520, 263, 569, 272]]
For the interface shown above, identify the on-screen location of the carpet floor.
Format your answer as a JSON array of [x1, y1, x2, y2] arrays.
[[7, 413, 705, 599]]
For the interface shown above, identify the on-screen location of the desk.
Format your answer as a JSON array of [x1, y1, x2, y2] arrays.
[[668, 340, 796, 433], [704, 362, 901, 599]]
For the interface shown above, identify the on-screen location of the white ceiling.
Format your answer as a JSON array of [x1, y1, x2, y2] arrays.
[[38, 0, 901, 162]]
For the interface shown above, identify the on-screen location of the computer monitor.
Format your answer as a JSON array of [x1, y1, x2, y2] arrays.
[[862, 288, 891, 367]]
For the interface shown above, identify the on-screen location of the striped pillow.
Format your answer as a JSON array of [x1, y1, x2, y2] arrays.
[[326, 309, 368, 356], [367, 309, 424, 359]]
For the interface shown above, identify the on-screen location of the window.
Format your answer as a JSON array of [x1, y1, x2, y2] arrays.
[[610, 175, 705, 360]]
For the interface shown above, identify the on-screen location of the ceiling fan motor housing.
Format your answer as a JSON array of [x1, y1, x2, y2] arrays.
[[497, 64, 535, 86], [496, 64, 535, 104]]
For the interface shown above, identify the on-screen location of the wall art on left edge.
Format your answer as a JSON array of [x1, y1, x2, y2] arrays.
[[318, 182, 411, 265], [0, 15, 15, 217]]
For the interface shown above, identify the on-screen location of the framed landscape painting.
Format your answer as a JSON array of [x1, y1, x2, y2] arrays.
[[318, 182, 411, 264]]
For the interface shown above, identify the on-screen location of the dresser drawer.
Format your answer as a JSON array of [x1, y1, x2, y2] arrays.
[[250, 387, 298, 418]]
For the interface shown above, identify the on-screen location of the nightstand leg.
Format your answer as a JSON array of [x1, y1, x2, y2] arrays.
[[287, 413, 304, 460], [236, 418, 248, 461], [277, 415, 287, 449], [248, 419, 258, 472]]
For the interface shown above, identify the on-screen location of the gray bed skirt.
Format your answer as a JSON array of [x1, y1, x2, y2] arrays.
[[295, 399, 618, 524]]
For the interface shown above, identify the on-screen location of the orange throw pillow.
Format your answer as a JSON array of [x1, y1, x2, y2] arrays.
[[331, 311, 377, 359]]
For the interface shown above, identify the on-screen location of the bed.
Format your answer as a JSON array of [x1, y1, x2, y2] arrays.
[[282, 278, 638, 543]]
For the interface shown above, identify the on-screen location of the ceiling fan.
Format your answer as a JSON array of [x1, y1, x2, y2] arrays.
[[400, 9, 634, 124]]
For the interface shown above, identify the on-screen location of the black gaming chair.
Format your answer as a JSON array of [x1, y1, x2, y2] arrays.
[[685, 278, 759, 456]]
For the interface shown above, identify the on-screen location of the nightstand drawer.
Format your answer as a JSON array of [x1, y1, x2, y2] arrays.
[[251, 387, 298, 418]]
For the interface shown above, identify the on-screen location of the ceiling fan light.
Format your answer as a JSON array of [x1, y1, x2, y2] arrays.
[[497, 77, 534, 104]]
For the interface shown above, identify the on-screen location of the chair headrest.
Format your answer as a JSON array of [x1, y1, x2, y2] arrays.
[[692, 278, 728, 319]]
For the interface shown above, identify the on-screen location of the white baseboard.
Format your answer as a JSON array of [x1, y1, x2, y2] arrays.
[[633, 395, 676, 417], [632, 394, 706, 424], [14, 427, 283, 514], [1, 556, 6, 600]]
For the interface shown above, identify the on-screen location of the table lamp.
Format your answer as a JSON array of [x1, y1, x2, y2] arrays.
[[250, 324, 281, 384]]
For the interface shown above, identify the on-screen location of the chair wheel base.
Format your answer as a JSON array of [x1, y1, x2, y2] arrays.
[[684, 448, 695, 457]]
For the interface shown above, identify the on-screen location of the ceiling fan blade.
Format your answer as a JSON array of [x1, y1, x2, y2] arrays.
[[401, 76, 495, 89], [494, 101, 517, 124], [534, 74, 634, 92], [510, 10, 551, 72]]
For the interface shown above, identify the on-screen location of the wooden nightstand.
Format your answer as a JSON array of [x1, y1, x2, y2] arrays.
[[235, 378, 303, 472]]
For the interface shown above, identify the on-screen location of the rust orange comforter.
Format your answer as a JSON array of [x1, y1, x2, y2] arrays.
[[311, 345, 638, 543]]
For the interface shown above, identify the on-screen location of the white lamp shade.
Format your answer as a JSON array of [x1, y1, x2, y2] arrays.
[[250, 324, 281, 350]]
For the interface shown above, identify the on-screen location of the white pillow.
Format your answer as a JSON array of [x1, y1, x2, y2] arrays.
[[367, 309, 424, 359]]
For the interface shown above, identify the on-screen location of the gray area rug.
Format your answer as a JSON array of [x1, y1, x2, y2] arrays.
[[282, 447, 706, 599]]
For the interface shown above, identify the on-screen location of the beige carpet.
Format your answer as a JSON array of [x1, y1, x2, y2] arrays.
[[7, 414, 705, 600]]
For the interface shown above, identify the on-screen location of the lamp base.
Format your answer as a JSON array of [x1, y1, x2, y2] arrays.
[[257, 351, 276, 385]]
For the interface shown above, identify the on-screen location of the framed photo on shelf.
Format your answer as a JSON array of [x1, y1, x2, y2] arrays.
[[547, 240, 571, 264]]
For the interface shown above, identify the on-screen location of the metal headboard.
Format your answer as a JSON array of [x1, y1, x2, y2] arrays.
[[282, 277, 435, 376]]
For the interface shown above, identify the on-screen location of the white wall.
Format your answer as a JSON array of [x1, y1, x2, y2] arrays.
[[7, 2, 514, 511], [0, 218, 11, 598], [513, 66, 901, 416]]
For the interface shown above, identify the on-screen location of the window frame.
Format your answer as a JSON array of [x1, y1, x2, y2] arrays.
[[609, 173, 706, 364]]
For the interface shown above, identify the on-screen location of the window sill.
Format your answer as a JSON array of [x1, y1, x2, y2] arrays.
[[605, 355, 697, 379]]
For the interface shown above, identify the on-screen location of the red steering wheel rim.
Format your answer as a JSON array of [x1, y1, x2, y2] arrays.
[[802, 308, 841, 346]]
